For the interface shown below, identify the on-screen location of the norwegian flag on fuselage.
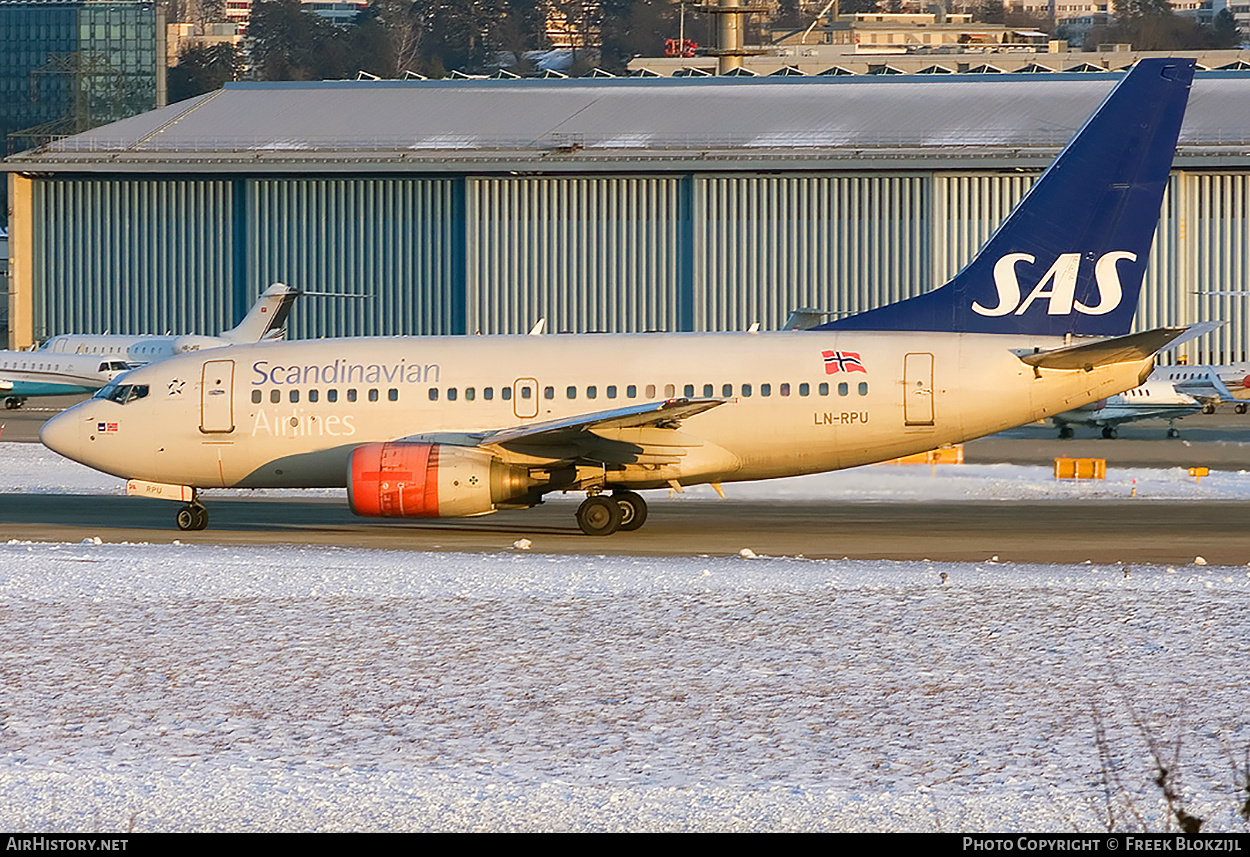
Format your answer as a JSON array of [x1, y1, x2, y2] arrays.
[[822, 350, 867, 375]]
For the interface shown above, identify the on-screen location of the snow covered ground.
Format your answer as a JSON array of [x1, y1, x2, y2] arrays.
[[3, 444, 1250, 831], [6, 441, 1250, 503]]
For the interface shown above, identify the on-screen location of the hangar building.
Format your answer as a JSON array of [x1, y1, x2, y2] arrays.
[[5, 71, 1250, 362]]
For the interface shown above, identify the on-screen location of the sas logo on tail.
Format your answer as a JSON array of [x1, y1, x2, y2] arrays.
[[973, 251, 1137, 318], [822, 351, 867, 375]]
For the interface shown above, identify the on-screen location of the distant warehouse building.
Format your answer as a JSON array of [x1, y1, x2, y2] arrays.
[[5, 71, 1250, 362]]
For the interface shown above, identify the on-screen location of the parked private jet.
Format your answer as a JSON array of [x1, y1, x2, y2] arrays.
[[1, 353, 131, 408], [42, 59, 1204, 534], [1052, 378, 1205, 439], [37, 282, 299, 366], [0, 283, 299, 410]]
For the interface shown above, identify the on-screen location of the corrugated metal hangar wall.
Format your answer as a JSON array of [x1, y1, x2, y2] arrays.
[[7, 74, 1250, 363]]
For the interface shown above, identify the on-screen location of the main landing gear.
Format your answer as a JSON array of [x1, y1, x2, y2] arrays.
[[4, 396, 25, 410], [175, 498, 209, 531], [576, 490, 648, 536]]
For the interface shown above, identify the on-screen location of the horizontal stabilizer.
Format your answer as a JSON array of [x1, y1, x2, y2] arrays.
[[1016, 325, 1205, 371]]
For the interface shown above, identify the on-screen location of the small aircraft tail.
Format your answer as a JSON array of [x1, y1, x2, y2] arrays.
[[817, 58, 1195, 337], [219, 282, 299, 344]]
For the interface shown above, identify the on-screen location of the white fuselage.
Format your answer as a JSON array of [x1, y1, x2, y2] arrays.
[[43, 330, 1152, 493], [1054, 378, 1201, 427]]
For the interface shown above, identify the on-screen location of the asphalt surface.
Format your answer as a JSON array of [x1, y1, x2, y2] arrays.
[[4, 400, 1250, 563]]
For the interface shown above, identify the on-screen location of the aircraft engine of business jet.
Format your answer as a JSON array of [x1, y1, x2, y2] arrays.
[[42, 59, 1207, 535]]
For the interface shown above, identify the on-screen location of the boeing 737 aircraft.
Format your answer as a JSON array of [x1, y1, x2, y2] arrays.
[[36, 282, 299, 366], [42, 59, 1204, 534]]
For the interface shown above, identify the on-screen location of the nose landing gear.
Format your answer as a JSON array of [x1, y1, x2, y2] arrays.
[[175, 500, 209, 531]]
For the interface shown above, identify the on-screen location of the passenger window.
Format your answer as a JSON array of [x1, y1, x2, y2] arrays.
[[799, 383, 809, 397], [544, 386, 554, 399], [289, 390, 300, 403], [310, 389, 320, 403], [858, 382, 869, 396], [838, 382, 848, 396], [348, 389, 358, 402], [368, 389, 379, 402], [587, 386, 597, 400], [741, 384, 752, 397], [252, 390, 262, 404], [683, 384, 694, 397], [465, 387, 476, 401], [388, 389, 398, 402], [701, 384, 711, 397], [780, 383, 791, 397], [819, 383, 829, 396], [627, 385, 637, 398], [484, 387, 494, 400], [722, 384, 732, 397], [328, 389, 338, 403], [567, 386, 577, 399], [428, 388, 438, 401], [663, 384, 674, 398], [502, 387, 512, 401], [520, 387, 531, 399], [761, 384, 771, 397], [270, 390, 280, 404], [606, 386, 617, 399]]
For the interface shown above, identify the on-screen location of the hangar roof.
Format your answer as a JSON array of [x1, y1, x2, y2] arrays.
[[7, 71, 1250, 173]]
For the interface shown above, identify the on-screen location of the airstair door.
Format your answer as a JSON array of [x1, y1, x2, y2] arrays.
[[903, 352, 934, 427], [200, 360, 235, 433]]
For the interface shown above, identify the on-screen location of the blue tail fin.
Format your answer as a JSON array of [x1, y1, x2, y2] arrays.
[[817, 58, 1194, 337]]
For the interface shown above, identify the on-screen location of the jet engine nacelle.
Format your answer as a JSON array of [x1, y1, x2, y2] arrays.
[[347, 441, 535, 518]]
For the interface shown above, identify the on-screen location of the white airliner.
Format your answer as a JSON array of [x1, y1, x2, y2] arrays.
[[41, 59, 1205, 535], [0, 283, 298, 410], [36, 282, 299, 365]]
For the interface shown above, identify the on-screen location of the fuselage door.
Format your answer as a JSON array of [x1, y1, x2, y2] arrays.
[[200, 359, 235, 433], [903, 352, 935, 426], [513, 378, 539, 419]]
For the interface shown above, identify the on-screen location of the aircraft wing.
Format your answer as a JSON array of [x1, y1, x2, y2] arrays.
[[396, 398, 728, 466], [1173, 372, 1236, 404]]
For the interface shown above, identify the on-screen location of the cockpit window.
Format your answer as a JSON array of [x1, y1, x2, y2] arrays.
[[93, 383, 149, 404]]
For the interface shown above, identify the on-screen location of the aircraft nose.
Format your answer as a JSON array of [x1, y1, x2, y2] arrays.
[[40, 409, 82, 462]]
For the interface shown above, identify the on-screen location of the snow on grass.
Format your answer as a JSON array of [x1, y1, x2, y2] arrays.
[[1, 541, 1249, 832]]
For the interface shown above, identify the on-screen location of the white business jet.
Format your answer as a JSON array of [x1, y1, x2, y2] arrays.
[[36, 282, 299, 365], [1, 283, 299, 410], [42, 60, 1205, 535]]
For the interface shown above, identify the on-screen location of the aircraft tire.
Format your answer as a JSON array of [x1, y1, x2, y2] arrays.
[[1202, 404, 1216, 415], [1057, 425, 1074, 440], [1167, 428, 1180, 439], [577, 495, 622, 536], [1101, 426, 1118, 439], [1237, 404, 1247, 415], [4, 397, 22, 410], [613, 491, 648, 532], [176, 504, 209, 531]]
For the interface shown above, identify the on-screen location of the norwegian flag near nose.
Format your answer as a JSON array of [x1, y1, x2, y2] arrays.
[[822, 350, 867, 375]]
